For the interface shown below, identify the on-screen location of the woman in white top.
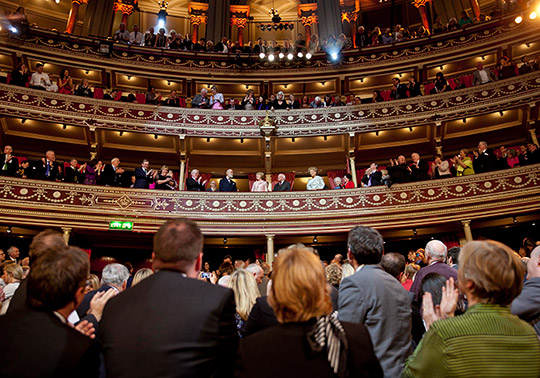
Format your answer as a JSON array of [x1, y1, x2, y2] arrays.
[[251, 171, 269, 192], [1, 263, 23, 314], [432, 154, 452, 179], [306, 166, 325, 190]]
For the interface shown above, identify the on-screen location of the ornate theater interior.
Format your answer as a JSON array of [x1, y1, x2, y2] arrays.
[[0, 0, 538, 271]]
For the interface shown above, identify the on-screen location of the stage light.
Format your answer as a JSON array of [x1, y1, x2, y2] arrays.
[[291, 137, 295, 142], [157, 19, 165, 29], [513, 217, 518, 223], [289, 23, 294, 30], [375, 131, 379, 136], [127, 75, 131, 80], [85, 69, 89, 74], [330, 51, 338, 61], [9, 26, 17, 33], [260, 24, 265, 31], [21, 118, 26, 124], [206, 137, 211, 142], [409, 127, 413, 132], [268, 54, 275, 62], [323, 135, 327, 141], [287, 53, 293, 60], [530, 11, 537, 19], [515, 15, 523, 23], [413, 228, 417, 236], [278, 52, 284, 59], [297, 52, 303, 58], [55, 0, 60, 3], [267, 24, 272, 31], [278, 24, 283, 30], [259, 52, 265, 59], [62, 124, 67, 129], [305, 52, 312, 59], [240, 138, 244, 143]]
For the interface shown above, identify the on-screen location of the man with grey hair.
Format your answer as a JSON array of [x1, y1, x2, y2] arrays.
[[245, 263, 264, 285], [76, 263, 129, 318], [7, 246, 19, 263], [186, 169, 207, 191], [409, 240, 458, 301], [473, 140, 497, 173], [512, 245, 540, 335]]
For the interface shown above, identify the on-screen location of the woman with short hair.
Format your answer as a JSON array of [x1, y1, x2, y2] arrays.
[[251, 172, 269, 192], [235, 248, 382, 378], [403, 240, 540, 377], [1, 263, 23, 314], [306, 167, 325, 190]]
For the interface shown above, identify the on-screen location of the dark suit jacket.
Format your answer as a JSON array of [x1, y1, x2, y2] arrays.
[[99, 269, 238, 378], [219, 177, 238, 192], [64, 166, 81, 183], [473, 148, 497, 173], [272, 181, 291, 191], [186, 177, 206, 191], [36, 160, 62, 181], [133, 167, 153, 189], [0, 308, 100, 378], [101, 165, 122, 186], [77, 284, 116, 318], [409, 160, 430, 181], [0, 154, 19, 176], [235, 321, 383, 378], [361, 170, 382, 187], [409, 261, 458, 302], [388, 163, 410, 184]]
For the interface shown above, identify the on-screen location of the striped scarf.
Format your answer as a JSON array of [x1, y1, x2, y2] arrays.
[[307, 311, 349, 377]]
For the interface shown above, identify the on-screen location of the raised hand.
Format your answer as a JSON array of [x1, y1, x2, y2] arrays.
[[421, 292, 440, 330], [439, 277, 459, 319], [87, 288, 117, 322], [73, 319, 96, 339]]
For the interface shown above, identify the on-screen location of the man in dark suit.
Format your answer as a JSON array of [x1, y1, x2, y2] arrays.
[[219, 168, 238, 192], [99, 219, 238, 378], [36, 150, 62, 181], [388, 155, 410, 184], [355, 25, 368, 47], [64, 158, 82, 183], [528, 143, 540, 164], [133, 159, 154, 189], [408, 153, 430, 181], [77, 263, 129, 318], [186, 168, 207, 191], [473, 141, 497, 173], [391, 77, 408, 100], [361, 163, 383, 187], [0, 245, 100, 378], [101, 157, 124, 186], [272, 173, 291, 191], [0, 145, 19, 177]]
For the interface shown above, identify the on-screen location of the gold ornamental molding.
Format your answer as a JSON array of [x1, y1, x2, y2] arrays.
[[0, 165, 538, 235], [188, 2, 208, 26]]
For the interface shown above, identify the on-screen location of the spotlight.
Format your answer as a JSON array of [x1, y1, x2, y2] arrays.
[[533, 222, 536, 226], [268, 54, 275, 62], [273, 24, 278, 30], [313, 236, 318, 243], [513, 217, 518, 223], [21, 118, 26, 124], [85, 69, 89, 74], [62, 124, 67, 129], [375, 131, 379, 136], [240, 138, 244, 143], [305, 52, 312, 59], [259, 52, 265, 59], [324, 135, 328, 141], [463, 118, 467, 123], [287, 53, 294, 60], [223, 237, 228, 244], [481, 56, 485, 60], [530, 11, 537, 19], [154, 134, 158, 139], [167, 81, 171, 86], [267, 24, 272, 31], [515, 15, 523, 23], [359, 78, 364, 83], [6, 226, 12, 234], [289, 23, 294, 30], [157, 19, 166, 30], [119, 131, 124, 136], [409, 127, 413, 132], [413, 228, 417, 236], [9, 26, 17, 33], [55, 0, 60, 3], [278, 52, 284, 59], [127, 75, 131, 80], [260, 24, 265, 31], [291, 137, 295, 142], [499, 111, 504, 116], [526, 43, 531, 48], [245, 84, 249, 89], [321, 81, 326, 86], [297, 52, 303, 58], [439, 65, 443, 70], [206, 137, 211, 142], [283, 84, 288, 88], [398, 73, 403, 78], [330, 52, 338, 61]]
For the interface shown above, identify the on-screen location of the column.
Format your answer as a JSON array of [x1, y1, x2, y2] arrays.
[[266, 234, 275, 266], [461, 220, 473, 243], [530, 128, 539, 147], [113, 0, 135, 27], [179, 160, 186, 191], [66, 0, 87, 34], [230, 5, 249, 47], [469, 0, 481, 19], [188, 2, 208, 44], [298, 4, 318, 44], [412, 0, 431, 32], [341, 9, 358, 46], [349, 156, 358, 187], [61, 227, 72, 244]]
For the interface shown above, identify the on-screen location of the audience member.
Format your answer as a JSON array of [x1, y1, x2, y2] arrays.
[[402, 264, 419, 291], [74, 78, 93, 97], [100, 219, 238, 377], [403, 241, 540, 377], [0, 145, 18, 176], [36, 149, 61, 181], [432, 154, 451, 179], [10, 62, 29, 87], [342, 173, 354, 188], [154, 165, 176, 190], [129, 25, 143, 45], [29, 62, 51, 90], [339, 226, 411, 378], [408, 153, 430, 181], [251, 171, 269, 192], [528, 143, 540, 164], [143, 26, 156, 47], [186, 168, 207, 191], [390, 77, 408, 99], [273, 173, 291, 191], [57, 68, 73, 94], [219, 168, 238, 192], [306, 166, 325, 190], [380, 252, 406, 281], [473, 62, 497, 85], [473, 141, 497, 173], [101, 157, 124, 186], [192, 88, 210, 108], [113, 22, 130, 43], [452, 149, 475, 176], [229, 269, 260, 337], [431, 72, 450, 94], [1, 262, 23, 314], [237, 247, 383, 378], [446, 246, 461, 269], [210, 86, 224, 109], [388, 155, 410, 184]]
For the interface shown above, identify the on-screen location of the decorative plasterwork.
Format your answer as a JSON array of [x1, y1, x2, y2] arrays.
[[0, 165, 538, 235], [411, 0, 432, 8], [0, 18, 535, 76], [188, 2, 208, 25], [230, 5, 250, 29], [0, 73, 539, 137], [113, 0, 137, 15]]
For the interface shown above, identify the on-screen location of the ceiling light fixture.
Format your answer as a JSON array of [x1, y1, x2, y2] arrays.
[[409, 127, 413, 132], [21, 118, 26, 124], [206, 137, 211, 142], [499, 111, 504, 116], [119, 131, 124, 136], [463, 118, 467, 123], [291, 137, 295, 142], [313, 236, 318, 243], [154, 134, 158, 139], [223, 237, 228, 244], [6, 226, 12, 234]]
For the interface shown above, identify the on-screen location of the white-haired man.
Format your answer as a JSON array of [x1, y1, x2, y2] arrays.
[[102, 157, 125, 186], [409, 240, 458, 301], [186, 169, 207, 191], [245, 263, 264, 285]]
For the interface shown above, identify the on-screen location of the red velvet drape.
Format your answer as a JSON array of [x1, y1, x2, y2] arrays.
[[201, 173, 212, 190], [136, 93, 146, 104], [93, 87, 104, 99], [248, 173, 257, 191]]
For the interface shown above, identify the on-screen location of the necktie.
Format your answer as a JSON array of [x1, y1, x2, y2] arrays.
[[2, 158, 7, 171], [45, 161, 50, 176]]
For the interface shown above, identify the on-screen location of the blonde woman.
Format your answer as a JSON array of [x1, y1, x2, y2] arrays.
[[229, 269, 260, 338], [306, 167, 325, 190], [85, 274, 100, 293], [1, 263, 23, 314], [251, 172, 269, 192], [132, 268, 153, 286]]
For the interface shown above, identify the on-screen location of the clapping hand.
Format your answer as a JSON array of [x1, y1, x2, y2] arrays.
[[422, 277, 458, 330], [73, 320, 96, 339]]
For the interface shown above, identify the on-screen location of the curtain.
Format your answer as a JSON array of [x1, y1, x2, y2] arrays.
[[201, 173, 212, 189], [136, 93, 146, 104], [461, 74, 473, 87], [179, 97, 186, 107], [248, 173, 257, 191], [441, 234, 460, 248], [380, 90, 392, 101], [114, 91, 123, 101], [316, 0, 344, 43], [93, 87, 104, 99], [271, 172, 295, 190], [206, 0, 231, 44], [326, 169, 347, 189]]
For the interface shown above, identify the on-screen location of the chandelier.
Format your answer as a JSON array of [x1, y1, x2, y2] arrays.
[[268, 0, 281, 23]]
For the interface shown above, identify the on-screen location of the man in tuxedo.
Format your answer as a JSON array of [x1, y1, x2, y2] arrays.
[[391, 77, 408, 100], [361, 163, 383, 187], [473, 141, 497, 173], [528, 143, 540, 164], [100, 218, 238, 378], [355, 25, 368, 47], [408, 153, 430, 181], [77, 263, 129, 318], [219, 168, 238, 192], [388, 155, 410, 184], [36, 150, 62, 181], [186, 169, 207, 191], [6, 246, 19, 263], [64, 159, 82, 183], [0, 245, 100, 378], [101, 157, 124, 186], [273, 173, 291, 191], [133, 159, 154, 189], [0, 145, 19, 177]]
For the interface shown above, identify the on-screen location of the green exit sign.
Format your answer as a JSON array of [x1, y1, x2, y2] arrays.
[[109, 221, 134, 231]]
